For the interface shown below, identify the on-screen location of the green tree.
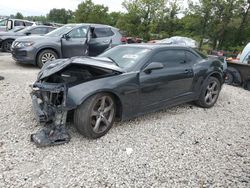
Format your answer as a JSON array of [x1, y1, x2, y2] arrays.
[[25, 15, 48, 23], [74, 0, 110, 24], [235, 0, 250, 45], [108, 12, 123, 26], [15, 12, 24, 19], [118, 0, 165, 40], [47, 8, 73, 24]]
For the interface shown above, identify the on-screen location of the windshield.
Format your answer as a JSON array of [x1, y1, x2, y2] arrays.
[[45, 25, 76, 37], [99, 46, 151, 68], [9, 27, 24, 33], [16, 26, 32, 34], [0, 19, 7, 26]]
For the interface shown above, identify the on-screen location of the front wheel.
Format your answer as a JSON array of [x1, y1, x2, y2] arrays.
[[37, 49, 58, 68], [195, 77, 221, 108], [2, 39, 14, 52], [74, 93, 116, 139]]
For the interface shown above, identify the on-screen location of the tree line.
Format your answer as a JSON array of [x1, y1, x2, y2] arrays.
[[12, 0, 250, 51]]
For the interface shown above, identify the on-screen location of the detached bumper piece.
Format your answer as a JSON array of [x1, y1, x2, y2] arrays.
[[31, 82, 71, 147], [31, 124, 71, 147]]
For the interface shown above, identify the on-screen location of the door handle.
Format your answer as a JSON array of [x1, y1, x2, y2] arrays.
[[102, 40, 109, 44], [184, 69, 191, 74]]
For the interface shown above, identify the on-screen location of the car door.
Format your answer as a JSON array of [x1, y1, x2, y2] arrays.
[[88, 27, 114, 56], [139, 49, 194, 110], [61, 26, 89, 58]]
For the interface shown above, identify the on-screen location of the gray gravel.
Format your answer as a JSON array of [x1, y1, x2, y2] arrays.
[[0, 53, 249, 187]]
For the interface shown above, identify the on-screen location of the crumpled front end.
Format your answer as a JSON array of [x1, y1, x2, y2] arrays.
[[31, 82, 67, 124], [30, 57, 123, 146], [30, 82, 71, 147]]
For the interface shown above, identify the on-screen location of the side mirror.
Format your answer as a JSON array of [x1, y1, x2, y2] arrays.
[[7, 20, 12, 30], [143, 62, 164, 74], [25, 32, 31, 35], [62, 34, 70, 40]]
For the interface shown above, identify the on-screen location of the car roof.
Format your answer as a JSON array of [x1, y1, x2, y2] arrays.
[[27, 25, 56, 29], [65, 23, 119, 30], [121, 44, 193, 50], [8, 18, 35, 23]]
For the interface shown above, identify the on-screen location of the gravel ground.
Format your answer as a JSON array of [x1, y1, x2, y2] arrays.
[[0, 53, 249, 187]]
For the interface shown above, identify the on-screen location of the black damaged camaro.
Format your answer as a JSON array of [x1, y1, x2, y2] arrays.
[[31, 44, 225, 146]]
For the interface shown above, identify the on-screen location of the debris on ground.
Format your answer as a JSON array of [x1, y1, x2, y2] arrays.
[[31, 124, 71, 147]]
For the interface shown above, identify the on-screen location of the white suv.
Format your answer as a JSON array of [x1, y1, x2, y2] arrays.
[[0, 19, 36, 32]]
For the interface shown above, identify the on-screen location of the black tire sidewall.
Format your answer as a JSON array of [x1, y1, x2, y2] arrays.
[[225, 71, 234, 85], [245, 80, 250, 91], [197, 77, 221, 108], [2, 40, 13, 52], [37, 49, 58, 68], [74, 93, 116, 139]]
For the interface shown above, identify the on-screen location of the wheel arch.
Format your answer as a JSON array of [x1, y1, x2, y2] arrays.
[[76, 90, 123, 120], [208, 71, 224, 85], [3, 38, 15, 42], [226, 66, 242, 85], [35, 47, 60, 65]]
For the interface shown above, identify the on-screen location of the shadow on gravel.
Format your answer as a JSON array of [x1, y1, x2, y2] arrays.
[[0, 52, 10, 56], [14, 61, 40, 70]]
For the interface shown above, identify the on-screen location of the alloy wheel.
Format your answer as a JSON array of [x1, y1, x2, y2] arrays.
[[3, 41, 12, 52], [90, 96, 115, 134], [204, 81, 219, 105], [41, 52, 56, 64]]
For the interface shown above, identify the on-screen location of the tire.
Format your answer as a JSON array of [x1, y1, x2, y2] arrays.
[[2, 39, 14, 52], [244, 80, 250, 91], [74, 93, 116, 139], [226, 67, 242, 86], [195, 77, 221, 108], [225, 70, 234, 85], [37, 49, 58, 68]]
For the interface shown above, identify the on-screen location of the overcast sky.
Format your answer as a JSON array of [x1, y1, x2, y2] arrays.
[[0, 0, 125, 16]]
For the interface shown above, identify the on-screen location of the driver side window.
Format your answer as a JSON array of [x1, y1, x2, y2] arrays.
[[150, 50, 185, 67], [68, 27, 87, 38]]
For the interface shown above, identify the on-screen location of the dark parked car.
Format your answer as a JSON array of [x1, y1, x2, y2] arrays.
[[30, 44, 225, 146], [11, 24, 123, 68], [0, 26, 25, 36], [1, 25, 56, 52]]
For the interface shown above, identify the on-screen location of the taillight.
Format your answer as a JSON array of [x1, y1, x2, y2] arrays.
[[121, 37, 127, 43]]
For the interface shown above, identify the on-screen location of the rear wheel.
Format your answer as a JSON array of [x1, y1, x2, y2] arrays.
[[195, 77, 221, 108], [74, 93, 116, 139], [2, 39, 14, 52], [225, 71, 234, 85], [244, 80, 250, 91], [225, 67, 242, 86], [37, 49, 58, 68]]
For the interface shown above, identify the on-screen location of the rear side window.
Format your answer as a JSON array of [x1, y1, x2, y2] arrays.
[[29, 27, 48, 34], [24, 21, 33, 26], [150, 50, 185, 66], [186, 51, 199, 63], [93, 28, 114, 38], [47, 27, 56, 33], [14, 21, 25, 26]]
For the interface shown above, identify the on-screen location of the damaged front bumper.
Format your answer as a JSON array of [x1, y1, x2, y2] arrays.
[[30, 82, 70, 147], [31, 82, 68, 124]]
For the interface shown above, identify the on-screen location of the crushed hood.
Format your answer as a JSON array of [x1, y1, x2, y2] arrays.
[[37, 56, 125, 80]]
